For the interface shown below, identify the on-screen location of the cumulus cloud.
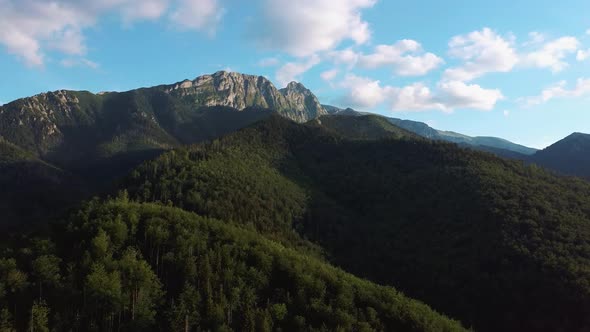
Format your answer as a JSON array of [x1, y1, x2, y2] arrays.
[[320, 69, 339, 81], [521, 78, 590, 106], [337, 74, 503, 112], [251, 0, 376, 57], [120, 0, 169, 22], [0, 0, 224, 66], [390, 83, 446, 111], [275, 55, 321, 86], [327, 48, 361, 67], [357, 40, 444, 76], [325, 40, 443, 76], [170, 0, 224, 33], [445, 29, 582, 79], [436, 80, 504, 111], [523, 31, 545, 46], [444, 28, 518, 81], [577, 49, 590, 61], [522, 36, 579, 72], [338, 74, 393, 108]]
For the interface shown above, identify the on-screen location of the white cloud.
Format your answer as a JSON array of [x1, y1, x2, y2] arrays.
[[338, 74, 392, 109], [170, 0, 224, 33], [436, 80, 504, 111], [251, 0, 376, 57], [276, 55, 321, 86], [121, 0, 169, 22], [390, 83, 446, 112], [444, 28, 518, 81], [320, 69, 339, 81], [325, 40, 443, 77], [503, 110, 510, 117], [586, 29, 590, 35], [327, 48, 360, 67], [0, 0, 224, 66], [257, 57, 280, 67], [577, 49, 590, 61], [522, 36, 579, 72], [61, 57, 99, 69], [357, 40, 444, 76], [523, 31, 545, 46], [337, 74, 503, 112], [521, 78, 590, 106]]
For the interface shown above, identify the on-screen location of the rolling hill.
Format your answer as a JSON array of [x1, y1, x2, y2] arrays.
[[122, 114, 590, 331]]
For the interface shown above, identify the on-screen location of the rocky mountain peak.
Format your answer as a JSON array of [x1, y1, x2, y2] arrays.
[[283, 81, 309, 93], [164, 72, 326, 122]]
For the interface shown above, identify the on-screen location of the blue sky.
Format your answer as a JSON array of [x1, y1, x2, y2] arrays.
[[1, 0, 590, 148]]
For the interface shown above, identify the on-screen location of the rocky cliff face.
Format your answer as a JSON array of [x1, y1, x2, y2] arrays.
[[0, 90, 81, 154], [0, 71, 327, 161], [163, 71, 326, 122], [279, 81, 327, 121]]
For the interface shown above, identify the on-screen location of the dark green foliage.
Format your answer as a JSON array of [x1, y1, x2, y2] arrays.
[[314, 114, 420, 140], [0, 92, 276, 229], [3, 96, 590, 332], [0, 138, 85, 229], [530, 132, 590, 178], [322, 105, 538, 155], [28, 300, 49, 332], [123, 115, 590, 331], [0, 199, 465, 331]]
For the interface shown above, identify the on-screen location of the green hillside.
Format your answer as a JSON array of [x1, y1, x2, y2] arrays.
[[123, 115, 590, 331], [0, 198, 465, 332], [313, 115, 420, 140]]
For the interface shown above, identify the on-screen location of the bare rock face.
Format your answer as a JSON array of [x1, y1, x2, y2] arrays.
[[0, 90, 83, 154], [279, 81, 327, 121], [164, 71, 327, 122]]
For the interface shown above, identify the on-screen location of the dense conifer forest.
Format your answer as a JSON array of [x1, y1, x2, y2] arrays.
[[2, 111, 590, 331]]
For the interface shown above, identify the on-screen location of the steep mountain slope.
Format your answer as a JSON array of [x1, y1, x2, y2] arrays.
[[312, 114, 420, 140], [124, 115, 590, 332], [0, 137, 84, 228], [0, 73, 328, 228], [530, 132, 590, 178], [322, 105, 537, 155], [436, 130, 537, 155], [0, 198, 466, 332], [0, 71, 325, 165], [162, 72, 326, 122]]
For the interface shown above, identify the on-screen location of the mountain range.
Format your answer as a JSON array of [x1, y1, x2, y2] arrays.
[[1, 71, 590, 331], [325, 105, 590, 178], [324, 105, 538, 156]]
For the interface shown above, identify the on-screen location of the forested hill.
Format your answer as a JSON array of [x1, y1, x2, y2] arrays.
[[312, 114, 421, 140], [123, 114, 590, 332], [0, 72, 328, 230], [3, 105, 590, 331], [0, 197, 465, 331], [530, 132, 590, 179]]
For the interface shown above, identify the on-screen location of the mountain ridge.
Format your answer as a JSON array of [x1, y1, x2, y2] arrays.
[[122, 114, 590, 331], [323, 104, 538, 156], [0, 72, 326, 165], [530, 132, 590, 178]]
